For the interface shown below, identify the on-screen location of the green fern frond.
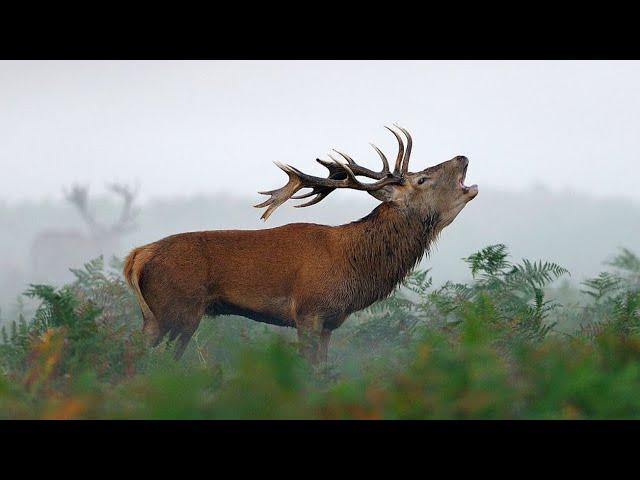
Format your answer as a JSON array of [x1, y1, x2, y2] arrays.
[[463, 244, 511, 278], [507, 259, 569, 290], [581, 272, 622, 302], [607, 247, 640, 274]]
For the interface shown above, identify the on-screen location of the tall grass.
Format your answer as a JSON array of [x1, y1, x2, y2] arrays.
[[2, 245, 640, 419]]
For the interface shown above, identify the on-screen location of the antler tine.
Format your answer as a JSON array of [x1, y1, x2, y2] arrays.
[[64, 183, 89, 207], [332, 149, 356, 166], [109, 182, 136, 199], [331, 149, 390, 180], [393, 124, 413, 173], [328, 154, 376, 187], [315, 157, 342, 172], [369, 143, 391, 175], [290, 190, 317, 200], [293, 191, 332, 208], [327, 153, 344, 169], [64, 184, 101, 230], [384, 126, 405, 175], [108, 182, 139, 233]]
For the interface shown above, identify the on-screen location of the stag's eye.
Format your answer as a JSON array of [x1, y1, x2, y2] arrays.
[[417, 177, 428, 185]]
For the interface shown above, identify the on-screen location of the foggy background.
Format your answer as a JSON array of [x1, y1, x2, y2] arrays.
[[1, 60, 639, 314]]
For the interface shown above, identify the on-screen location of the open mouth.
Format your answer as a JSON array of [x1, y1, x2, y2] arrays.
[[458, 162, 478, 197], [458, 164, 468, 189]]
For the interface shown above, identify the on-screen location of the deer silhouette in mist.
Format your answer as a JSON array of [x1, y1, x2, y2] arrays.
[[30, 183, 139, 284]]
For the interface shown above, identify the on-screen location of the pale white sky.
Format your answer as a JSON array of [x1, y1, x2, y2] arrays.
[[1, 60, 638, 204]]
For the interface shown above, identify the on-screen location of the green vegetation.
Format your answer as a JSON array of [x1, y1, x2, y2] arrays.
[[2, 245, 640, 419]]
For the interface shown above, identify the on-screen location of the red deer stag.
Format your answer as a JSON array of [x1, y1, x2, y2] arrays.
[[31, 183, 138, 284], [124, 126, 478, 363]]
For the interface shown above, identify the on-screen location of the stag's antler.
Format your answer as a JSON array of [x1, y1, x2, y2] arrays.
[[64, 184, 103, 232], [255, 125, 413, 220], [108, 183, 139, 233], [394, 123, 412, 174]]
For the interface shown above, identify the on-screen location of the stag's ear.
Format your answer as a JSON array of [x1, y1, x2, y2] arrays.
[[367, 184, 404, 202]]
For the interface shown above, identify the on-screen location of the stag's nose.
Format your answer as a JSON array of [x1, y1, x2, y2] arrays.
[[455, 155, 469, 167]]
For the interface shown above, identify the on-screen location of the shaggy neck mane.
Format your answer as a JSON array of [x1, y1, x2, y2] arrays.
[[337, 202, 440, 313]]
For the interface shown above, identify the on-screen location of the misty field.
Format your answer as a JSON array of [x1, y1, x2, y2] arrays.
[[1, 243, 640, 419]]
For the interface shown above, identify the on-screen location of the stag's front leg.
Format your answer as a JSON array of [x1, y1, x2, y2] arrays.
[[296, 315, 326, 365], [318, 329, 332, 364]]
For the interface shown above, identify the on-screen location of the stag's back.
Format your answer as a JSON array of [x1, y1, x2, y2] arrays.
[[138, 223, 338, 295]]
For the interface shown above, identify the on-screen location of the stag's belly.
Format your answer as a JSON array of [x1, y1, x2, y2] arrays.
[[205, 301, 295, 328]]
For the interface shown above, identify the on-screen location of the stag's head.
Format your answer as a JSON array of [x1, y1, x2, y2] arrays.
[[256, 125, 478, 228]]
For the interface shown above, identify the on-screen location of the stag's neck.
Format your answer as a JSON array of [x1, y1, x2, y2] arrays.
[[338, 202, 440, 312]]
